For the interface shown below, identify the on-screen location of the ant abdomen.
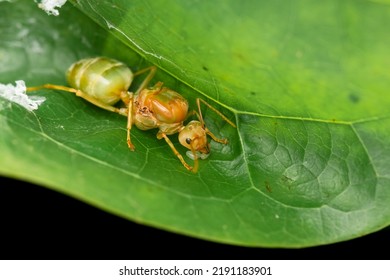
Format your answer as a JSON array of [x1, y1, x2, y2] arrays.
[[67, 57, 133, 105]]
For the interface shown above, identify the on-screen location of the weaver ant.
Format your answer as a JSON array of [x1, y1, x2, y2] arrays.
[[27, 57, 236, 172]]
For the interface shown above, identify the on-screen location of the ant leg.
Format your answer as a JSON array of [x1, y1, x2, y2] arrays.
[[196, 98, 236, 128], [185, 109, 198, 121], [121, 65, 156, 150], [204, 128, 228, 144], [160, 133, 199, 173], [27, 84, 128, 116], [125, 92, 135, 151], [195, 98, 236, 144], [132, 66, 157, 95]]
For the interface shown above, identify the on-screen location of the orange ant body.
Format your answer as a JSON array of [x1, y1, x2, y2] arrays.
[[27, 57, 236, 172]]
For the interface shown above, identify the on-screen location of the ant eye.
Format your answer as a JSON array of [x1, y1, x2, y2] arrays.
[[186, 138, 192, 144]]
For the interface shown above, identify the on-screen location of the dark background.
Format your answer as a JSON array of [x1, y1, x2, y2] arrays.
[[0, 176, 388, 260]]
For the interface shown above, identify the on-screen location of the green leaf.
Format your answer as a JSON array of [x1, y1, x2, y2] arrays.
[[1, 0, 389, 248]]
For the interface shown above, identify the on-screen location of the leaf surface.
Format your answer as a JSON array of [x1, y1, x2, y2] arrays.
[[1, 0, 389, 247]]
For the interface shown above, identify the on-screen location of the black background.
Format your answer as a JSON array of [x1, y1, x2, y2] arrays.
[[0, 176, 388, 260]]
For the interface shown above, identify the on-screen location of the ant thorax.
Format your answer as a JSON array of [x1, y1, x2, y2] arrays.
[[133, 83, 189, 135]]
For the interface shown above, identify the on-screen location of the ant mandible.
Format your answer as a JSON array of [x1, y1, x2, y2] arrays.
[[27, 57, 236, 173]]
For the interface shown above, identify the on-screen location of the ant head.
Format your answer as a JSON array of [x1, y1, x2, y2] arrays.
[[178, 120, 209, 155]]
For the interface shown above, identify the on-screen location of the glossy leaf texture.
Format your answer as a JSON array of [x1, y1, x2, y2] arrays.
[[1, 0, 389, 248]]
